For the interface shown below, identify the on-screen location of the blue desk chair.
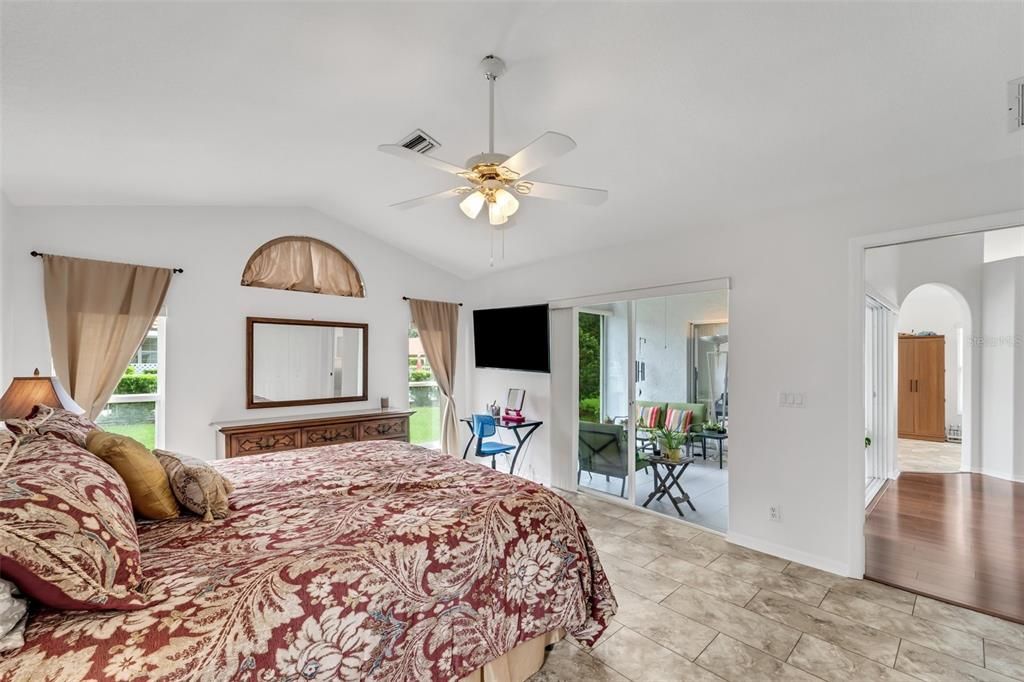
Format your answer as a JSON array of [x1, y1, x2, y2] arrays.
[[472, 414, 515, 469]]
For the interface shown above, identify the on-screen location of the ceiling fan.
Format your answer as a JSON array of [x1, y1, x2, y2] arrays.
[[378, 55, 608, 228]]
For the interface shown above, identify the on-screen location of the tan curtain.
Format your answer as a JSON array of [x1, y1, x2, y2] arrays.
[[241, 236, 365, 297], [408, 299, 460, 455], [42, 255, 172, 420]]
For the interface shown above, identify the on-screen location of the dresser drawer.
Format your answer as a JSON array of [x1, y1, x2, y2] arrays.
[[359, 418, 408, 440], [227, 428, 300, 458], [217, 410, 413, 459], [301, 423, 358, 447]]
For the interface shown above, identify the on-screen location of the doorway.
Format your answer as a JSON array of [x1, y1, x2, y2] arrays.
[[573, 285, 730, 533], [861, 223, 1024, 624], [895, 284, 967, 474]]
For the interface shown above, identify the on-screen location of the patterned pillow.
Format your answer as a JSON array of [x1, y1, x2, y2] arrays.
[[0, 434, 155, 610], [663, 408, 693, 433], [5, 405, 99, 448], [637, 405, 661, 429], [154, 450, 234, 521]]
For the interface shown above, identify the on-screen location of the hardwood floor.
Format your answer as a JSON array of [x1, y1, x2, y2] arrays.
[[865, 472, 1024, 625]]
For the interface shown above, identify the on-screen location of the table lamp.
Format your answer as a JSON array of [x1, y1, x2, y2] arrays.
[[0, 369, 84, 420]]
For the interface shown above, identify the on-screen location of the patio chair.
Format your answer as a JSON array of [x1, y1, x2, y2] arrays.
[[578, 422, 629, 495]]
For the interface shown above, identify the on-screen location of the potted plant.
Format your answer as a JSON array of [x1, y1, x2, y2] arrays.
[[703, 421, 727, 434], [658, 428, 687, 462]]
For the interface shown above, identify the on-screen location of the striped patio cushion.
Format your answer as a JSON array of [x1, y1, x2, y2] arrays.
[[637, 405, 661, 429], [663, 408, 693, 433]]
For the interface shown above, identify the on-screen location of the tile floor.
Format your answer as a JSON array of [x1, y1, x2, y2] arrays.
[[530, 490, 1024, 681], [897, 438, 961, 473], [578, 456, 728, 533]]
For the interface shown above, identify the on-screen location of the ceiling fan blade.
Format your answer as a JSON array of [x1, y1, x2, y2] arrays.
[[390, 187, 473, 210], [378, 144, 471, 177], [513, 180, 608, 205], [500, 132, 577, 179]]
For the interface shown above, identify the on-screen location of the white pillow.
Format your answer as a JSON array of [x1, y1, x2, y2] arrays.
[[0, 578, 27, 653]]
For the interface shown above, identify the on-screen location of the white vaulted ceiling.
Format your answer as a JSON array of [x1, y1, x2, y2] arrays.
[[2, 1, 1022, 277]]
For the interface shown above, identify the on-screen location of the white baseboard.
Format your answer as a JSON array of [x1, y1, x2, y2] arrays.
[[969, 467, 1024, 484], [726, 531, 852, 578]]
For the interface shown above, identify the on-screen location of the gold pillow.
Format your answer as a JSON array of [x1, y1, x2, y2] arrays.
[[85, 431, 180, 520], [153, 450, 233, 521]]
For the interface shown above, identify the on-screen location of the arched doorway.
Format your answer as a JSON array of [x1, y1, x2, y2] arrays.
[[896, 283, 972, 473]]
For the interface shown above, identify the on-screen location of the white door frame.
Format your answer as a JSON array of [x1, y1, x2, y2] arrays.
[[846, 209, 1024, 577]]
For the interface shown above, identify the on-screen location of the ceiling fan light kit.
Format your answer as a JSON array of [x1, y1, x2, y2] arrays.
[[379, 54, 608, 260]]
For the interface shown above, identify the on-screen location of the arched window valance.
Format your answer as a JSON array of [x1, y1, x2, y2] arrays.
[[241, 236, 366, 298]]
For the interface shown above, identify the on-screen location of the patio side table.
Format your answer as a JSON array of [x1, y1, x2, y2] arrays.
[[642, 455, 696, 517]]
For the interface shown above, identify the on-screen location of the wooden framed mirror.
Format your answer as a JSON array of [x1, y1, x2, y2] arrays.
[[246, 317, 368, 409]]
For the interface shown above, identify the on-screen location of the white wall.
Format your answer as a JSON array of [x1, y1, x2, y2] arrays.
[[984, 226, 1024, 263], [468, 157, 1024, 576], [980, 257, 1024, 482], [0, 195, 9, 389], [897, 285, 966, 434], [636, 291, 729, 405], [3, 206, 466, 459]]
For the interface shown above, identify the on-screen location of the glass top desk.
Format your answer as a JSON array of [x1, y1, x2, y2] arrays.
[[459, 417, 543, 476]]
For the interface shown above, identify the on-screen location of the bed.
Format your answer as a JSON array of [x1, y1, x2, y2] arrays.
[[0, 440, 616, 681]]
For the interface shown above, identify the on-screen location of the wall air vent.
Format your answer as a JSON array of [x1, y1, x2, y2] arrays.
[[398, 129, 441, 154], [1010, 77, 1024, 132]]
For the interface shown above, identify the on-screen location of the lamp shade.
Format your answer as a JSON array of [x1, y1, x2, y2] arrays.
[[0, 370, 84, 420]]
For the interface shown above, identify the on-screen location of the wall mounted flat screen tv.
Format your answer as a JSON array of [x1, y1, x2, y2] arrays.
[[473, 304, 550, 373]]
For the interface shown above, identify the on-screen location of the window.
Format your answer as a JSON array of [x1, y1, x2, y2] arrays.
[[408, 324, 440, 448], [129, 334, 159, 368], [95, 318, 165, 449]]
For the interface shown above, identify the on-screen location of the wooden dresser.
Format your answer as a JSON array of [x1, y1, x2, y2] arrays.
[[213, 408, 414, 459]]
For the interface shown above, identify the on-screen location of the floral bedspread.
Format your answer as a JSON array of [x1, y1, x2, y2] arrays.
[[0, 440, 616, 681]]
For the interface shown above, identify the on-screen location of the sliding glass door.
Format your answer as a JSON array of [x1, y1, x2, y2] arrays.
[[570, 284, 731, 531], [576, 304, 634, 500]]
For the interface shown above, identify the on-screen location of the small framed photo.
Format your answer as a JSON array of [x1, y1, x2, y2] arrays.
[[506, 388, 525, 411]]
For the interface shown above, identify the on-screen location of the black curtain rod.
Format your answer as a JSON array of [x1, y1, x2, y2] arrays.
[[402, 296, 463, 307], [30, 250, 184, 274]]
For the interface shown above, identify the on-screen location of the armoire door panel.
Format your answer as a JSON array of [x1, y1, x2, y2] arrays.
[[914, 337, 946, 441], [897, 337, 916, 438]]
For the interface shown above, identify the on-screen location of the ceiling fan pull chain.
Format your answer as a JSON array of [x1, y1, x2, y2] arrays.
[[490, 227, 495, 267]]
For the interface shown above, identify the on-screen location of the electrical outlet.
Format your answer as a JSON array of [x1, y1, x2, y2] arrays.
[[768, 504, 782, 522]]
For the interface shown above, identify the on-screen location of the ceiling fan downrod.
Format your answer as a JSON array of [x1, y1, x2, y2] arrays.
[[480, 55, 506, 155]]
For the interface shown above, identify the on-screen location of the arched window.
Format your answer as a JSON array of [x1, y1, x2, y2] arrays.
[[241, 236, 366, 298]]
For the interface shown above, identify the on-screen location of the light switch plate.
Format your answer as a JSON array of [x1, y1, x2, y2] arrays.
[[778, 392, 806, 408]]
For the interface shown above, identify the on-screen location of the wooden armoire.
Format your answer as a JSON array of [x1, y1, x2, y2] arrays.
[[898, 334, 946, 441]]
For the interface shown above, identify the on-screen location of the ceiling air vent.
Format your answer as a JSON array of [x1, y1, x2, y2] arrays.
[[1010, 77, 1024, 132], [398, 129, 441, 154]]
